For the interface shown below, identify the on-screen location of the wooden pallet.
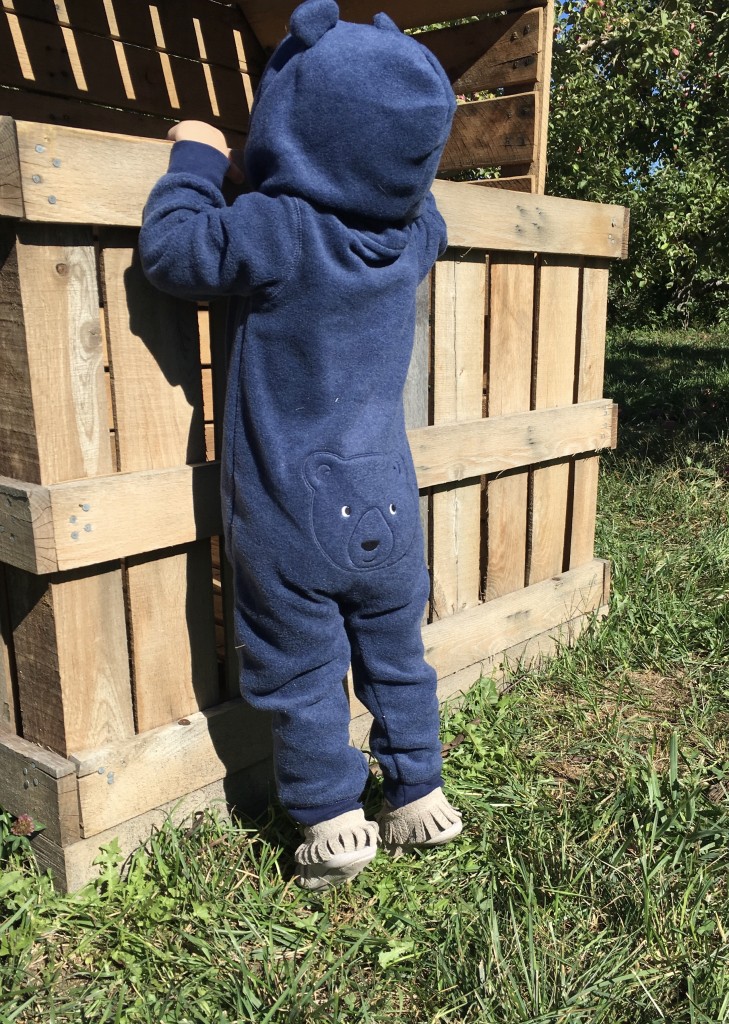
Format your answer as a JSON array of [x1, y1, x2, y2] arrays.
[[2, 0, 554, 191], [0, 117, 627, 887]]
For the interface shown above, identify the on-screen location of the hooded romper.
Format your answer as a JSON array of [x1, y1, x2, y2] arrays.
[[139, 0, 457, 825]]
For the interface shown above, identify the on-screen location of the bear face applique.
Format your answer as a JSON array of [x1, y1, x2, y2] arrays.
[[304, 452, 419, 571]]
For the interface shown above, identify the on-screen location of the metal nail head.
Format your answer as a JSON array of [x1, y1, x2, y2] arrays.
[[35, 144, 46, 153], [52, 158, 62, 168], [48, 196, 57, 205], [32, 174, 42, 184]]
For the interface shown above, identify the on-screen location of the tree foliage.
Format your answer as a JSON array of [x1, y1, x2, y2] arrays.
[[548, 1, 729, 324]]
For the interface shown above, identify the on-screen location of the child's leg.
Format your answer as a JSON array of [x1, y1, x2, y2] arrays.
[[232, 568, 369, 824], [343, 560, 462, 849]]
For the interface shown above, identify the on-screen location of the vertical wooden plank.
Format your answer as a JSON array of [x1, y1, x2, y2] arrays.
[[484, 254, 534, 600], [528, 256, 580, 585], [404, 274, 432, 580], [101, 239, 218, 731], [0, 565, 19, 733], [431, 252, 486, 618], [0, 224, 133, 756], [569, 260, 609, 568], [533, 0, 554, 193]]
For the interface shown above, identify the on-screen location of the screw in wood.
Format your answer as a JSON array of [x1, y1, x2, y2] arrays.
[[32, 174, 41, 184], [52, 158, 62, 167], [35, 144, 45, 153], [48, 196, 57, 205]]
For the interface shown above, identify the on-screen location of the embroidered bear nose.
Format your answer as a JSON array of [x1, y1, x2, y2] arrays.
[[361, 540, 379, 552]]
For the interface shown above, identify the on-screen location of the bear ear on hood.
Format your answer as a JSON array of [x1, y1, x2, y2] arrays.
[[372, 12, 400, 33], [304, 452, 338, 489], [289, 0, 339, 48]]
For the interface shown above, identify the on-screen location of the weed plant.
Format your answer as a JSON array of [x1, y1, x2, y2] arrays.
[[1, 327, 728, 1023]]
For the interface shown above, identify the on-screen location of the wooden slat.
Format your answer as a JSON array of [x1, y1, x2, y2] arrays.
[[0, 564, 19, 732], [569, 261, 610, 568], [418, 11, 540, 95], [404, 274, 432, 618], [0, 401, 616, 574], [236, 0, 547, 50], [101, 238, 218, 732], [0, 11, 252, 134], [2, 122, 630, 260], [470, 175, 535, 193], [484, 254, 534, 601], [528, 257, 580, 585], [0, 730, 79, 845], [71, 697, 272, 837], [425, 557, 607, 680], [431, 253, 486, 618], [0, 221, 133, 758], [440, 92, 536, 174], [533, 0, 554, 193]]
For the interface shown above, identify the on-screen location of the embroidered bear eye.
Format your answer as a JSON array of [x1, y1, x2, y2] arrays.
[[389, 504, 397, 515], [341, 506, 352, 518]]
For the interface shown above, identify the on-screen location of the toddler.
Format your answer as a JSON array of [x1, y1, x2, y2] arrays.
[[139, 0, 462, 889]]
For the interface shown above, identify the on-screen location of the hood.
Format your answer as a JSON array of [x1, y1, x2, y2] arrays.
[[243, 0, 456, 222]]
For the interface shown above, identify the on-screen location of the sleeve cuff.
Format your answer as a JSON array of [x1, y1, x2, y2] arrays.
[[168, 140, 230, 187]]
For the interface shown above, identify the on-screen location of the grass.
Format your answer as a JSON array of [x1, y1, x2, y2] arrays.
[[1, 326, 728, 1024]]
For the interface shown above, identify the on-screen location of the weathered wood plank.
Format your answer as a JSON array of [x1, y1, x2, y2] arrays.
[[569, 261, 610, 568], [0, 401, 616, 574], [0, 220, 133, 757], [431, 253, 486, 618], [236, 0, 547, 50], [533, 0, 554, 193], [351, 592, 609, 747], [101, 239, 218, 732], [440, 93, 536, 174], [71, 697, 272, 837], [404, 275, 432, 618], [484, 254, 534, 600], [529, 257, 580, 584], [0, 730, 79, 845], [418, 12, 541, 94], [471, 176, 535, 193], [5, 122, 629, 260]]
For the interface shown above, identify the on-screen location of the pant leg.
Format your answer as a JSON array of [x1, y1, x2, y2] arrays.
[[343, 560, 443, 807], [232, 561, 369, 824]]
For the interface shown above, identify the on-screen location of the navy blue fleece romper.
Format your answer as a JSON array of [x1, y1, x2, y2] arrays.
[[139, 0, 456, 825]]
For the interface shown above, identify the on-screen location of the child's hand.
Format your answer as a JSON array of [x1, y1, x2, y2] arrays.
[[167, 121, 245, 185]]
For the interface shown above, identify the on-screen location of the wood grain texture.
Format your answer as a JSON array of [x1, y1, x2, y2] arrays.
[[418, 12, 540, 94], [0, 220, 133, 757], [533, 0, 554, 193], [236, 0, 547, 50], [72, 697, 272, 837], [101, 240, 218, 732], [570, 261, 610, 568], [484, 254, 534, 601], [29, 756, 274, 893], [0, 402, 616, 575], [528, 257, 580, 585], [0, 115, 24, 218], [404, 275, 432, 618], [6, 122, 629, 260], [424, 558, 607, 680], [431, 254, 486, 618], [440, 93, 535, 174], [0, 730, 79, 845]]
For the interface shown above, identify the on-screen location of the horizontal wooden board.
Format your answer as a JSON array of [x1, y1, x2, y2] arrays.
[[350, 597, 608, 746], [1, 121, 629, 257], [423, 558, 608, 680], [419, 11, 540, 94], [0, 401, 616, 573], [433, 179, 629, 259], [71, 697, 272, 837], [440, 92, 535, 174], [471, 175, 534, 193], [236, 0, 547, 50]]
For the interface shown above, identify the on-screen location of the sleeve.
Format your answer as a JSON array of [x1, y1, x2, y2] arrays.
[[138, 140, 301, 301], [412, 190, 448, 282]]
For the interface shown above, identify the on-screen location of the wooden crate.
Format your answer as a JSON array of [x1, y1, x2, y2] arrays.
[[1, 0, 554, 191], [0, 116, 627, 888]]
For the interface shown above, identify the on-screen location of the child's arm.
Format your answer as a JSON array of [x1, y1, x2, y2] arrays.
[[412, 191, 448, 281], [139, 121, 300, 301]]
